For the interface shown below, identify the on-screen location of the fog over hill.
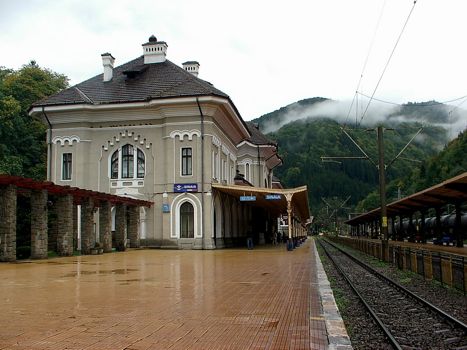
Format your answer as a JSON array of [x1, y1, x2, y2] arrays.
[[255, 97, 467, 139], [251, 96, 466, 209]]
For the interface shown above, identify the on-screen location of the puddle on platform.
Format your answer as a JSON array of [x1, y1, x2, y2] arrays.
[[62, 268, 138, 278], [44, 260, 79, 265]]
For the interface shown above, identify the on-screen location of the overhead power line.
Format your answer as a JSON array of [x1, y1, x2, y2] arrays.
[[356, 91, 467, 107], [358, 0, 419, 127], [343, 0, 387, 128]]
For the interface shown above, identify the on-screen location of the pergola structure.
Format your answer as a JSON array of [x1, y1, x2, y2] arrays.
[[346, 172, 467, 247], [0, 175, 152, 262]]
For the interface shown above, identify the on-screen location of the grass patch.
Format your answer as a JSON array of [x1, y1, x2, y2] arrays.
[[47, 251, 58, 258]]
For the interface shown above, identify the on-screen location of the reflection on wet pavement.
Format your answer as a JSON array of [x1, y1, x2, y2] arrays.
[[0, 241, 327, 349]]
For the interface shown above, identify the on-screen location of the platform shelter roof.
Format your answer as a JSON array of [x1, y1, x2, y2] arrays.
[[212, 184, 311, 224], [346, 172, 467, 226]]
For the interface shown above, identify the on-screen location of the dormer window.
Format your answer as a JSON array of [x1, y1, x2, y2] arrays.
[[110, 144, 145, 179]]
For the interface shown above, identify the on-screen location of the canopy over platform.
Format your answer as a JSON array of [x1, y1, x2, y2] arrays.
[[346, 172, 467, 225], [212, 184, 311, 224]]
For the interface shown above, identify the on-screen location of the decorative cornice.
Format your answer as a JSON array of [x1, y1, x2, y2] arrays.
[[52, 135, 80, 146], [102, 130, 152, 151], [212, 135, 221, 147], [169, 129, 201, 141]]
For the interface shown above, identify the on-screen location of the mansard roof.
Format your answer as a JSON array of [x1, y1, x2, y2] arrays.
[[31, 57, 229, 108]]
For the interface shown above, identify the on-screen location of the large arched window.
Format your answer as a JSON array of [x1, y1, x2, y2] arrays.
[[180, 202, 194, 238], [110, 144, 145, 179]]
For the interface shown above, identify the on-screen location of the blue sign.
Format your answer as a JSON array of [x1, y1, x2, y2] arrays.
[[162, 204, 170, 213], [265, 194, 282, 200], [240, 195, 256, 202], [174, 183, 198, 192]]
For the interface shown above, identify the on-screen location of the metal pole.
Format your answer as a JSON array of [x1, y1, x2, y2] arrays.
[[377, 126, 389, 261], [285, 193, 293, 251]]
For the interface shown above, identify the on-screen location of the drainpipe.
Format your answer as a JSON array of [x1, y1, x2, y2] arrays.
[[196, 98, 206, 248], [257, 145, 260, 187], [42, 107, 52, 181]]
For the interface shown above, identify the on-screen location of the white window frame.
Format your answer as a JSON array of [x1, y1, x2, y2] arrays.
[[180, 147, 193, 177], [109, 144, 146, 180], [62, 152, 72, 181]]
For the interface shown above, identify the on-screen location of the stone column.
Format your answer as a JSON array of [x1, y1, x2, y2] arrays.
[[128, 206, 140, 248], [115, 203, 127, 251], [81, 197, 94, 255], [0, 185, 17, 262], [56, 194, 73, 256], [99, 201, 112, 252], [30, 189, 48, 259], [73, 204, 78, 251], [48, 198, 59, 251]]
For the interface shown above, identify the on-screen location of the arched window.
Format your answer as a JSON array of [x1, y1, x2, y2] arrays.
[[110, 144, 145, 180], [137, 149, 145, 178], [180, 202, 194, 238], [245, 163, 250, 182], [122, 144, 134, 178], [111, 151, 119, 179]]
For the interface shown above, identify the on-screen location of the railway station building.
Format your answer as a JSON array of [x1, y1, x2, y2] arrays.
[[28, 35, 310, 251]]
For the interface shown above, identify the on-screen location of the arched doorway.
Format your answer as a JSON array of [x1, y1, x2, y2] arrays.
[[180, 202, 194, 238]]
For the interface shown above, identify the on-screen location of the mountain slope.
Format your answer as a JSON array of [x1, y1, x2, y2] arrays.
[[252, 97, 454, 209]]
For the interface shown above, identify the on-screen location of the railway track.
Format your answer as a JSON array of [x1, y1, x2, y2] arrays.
[[318, 238, 467, 349]]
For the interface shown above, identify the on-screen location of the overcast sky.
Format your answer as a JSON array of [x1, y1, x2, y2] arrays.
[[1, 0, 467, 121]]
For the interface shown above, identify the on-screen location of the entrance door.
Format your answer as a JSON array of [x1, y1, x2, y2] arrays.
[[180, 202, 194, 238]]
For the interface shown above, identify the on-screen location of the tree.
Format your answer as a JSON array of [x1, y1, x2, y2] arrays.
[[0, 62, 68, 179]]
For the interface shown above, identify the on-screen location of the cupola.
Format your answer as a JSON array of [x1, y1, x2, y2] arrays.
[[142, 35, 168, 64], [182, 61, 200, 77]]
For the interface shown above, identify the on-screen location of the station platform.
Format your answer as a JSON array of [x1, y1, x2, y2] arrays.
[[0, 239, 351, 350]]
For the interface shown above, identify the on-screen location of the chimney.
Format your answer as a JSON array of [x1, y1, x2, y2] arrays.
[[101, 53, 115, 82], [142, 35, 168, 64], [182, 61, 200, 77]]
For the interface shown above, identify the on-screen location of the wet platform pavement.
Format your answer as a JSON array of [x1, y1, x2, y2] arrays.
[[0, 239, 350, 350]]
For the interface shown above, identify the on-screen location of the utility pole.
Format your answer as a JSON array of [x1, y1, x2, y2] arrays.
[[377, 126, 389, 260], [321, 196, 351, 236], [322, 125, 423, 262]]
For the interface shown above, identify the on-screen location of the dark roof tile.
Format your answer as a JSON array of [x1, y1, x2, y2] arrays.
[[32, 57, 229, 107], [245, 122, 276, 145]]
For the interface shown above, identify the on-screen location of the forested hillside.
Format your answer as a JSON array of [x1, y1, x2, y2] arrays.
[[357, 129, 467, 212], [252, 97, 464, 218]]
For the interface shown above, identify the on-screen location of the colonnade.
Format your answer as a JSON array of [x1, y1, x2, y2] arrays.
[[212, 191, 308, 248], [0, 183, 147, 262]]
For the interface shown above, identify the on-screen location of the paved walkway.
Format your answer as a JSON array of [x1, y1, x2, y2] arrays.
[[0, 239, 346, 349]]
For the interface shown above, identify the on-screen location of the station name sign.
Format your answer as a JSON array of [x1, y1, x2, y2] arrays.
[[240, 195, 256, 202], [174, 183, 198, 193], [265, 194, 282, 200]]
